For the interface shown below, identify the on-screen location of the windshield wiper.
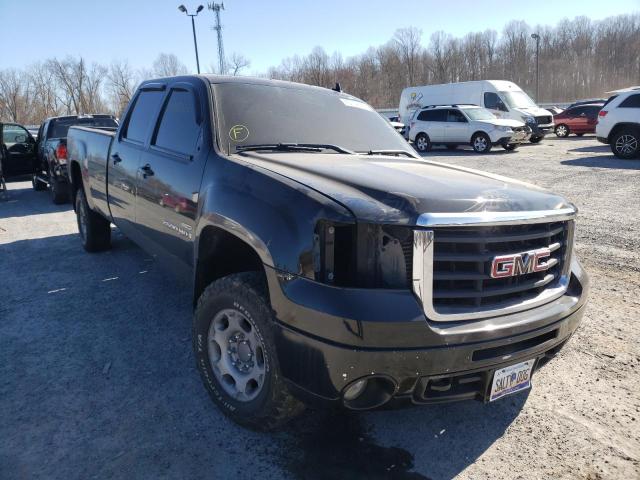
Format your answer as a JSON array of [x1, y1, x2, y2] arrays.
[[361, 149, 416, 158], [235, 143, 355, 154]]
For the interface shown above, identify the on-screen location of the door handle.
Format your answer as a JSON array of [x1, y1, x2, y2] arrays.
[[140, 164, 154, 178], [111, 153, 122, 165]]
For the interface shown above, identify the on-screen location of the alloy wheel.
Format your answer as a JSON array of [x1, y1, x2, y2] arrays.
[[207, 308, 266, 402], [615, 134, 638, 156]]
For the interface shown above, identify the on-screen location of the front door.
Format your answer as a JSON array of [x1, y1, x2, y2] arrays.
[[444, 109, 469, 143], [135, 84, 208, 270], [107, 88, 165, 237], [1, 123, 37, 177]]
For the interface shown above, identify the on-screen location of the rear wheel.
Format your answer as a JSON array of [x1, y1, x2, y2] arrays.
[[75, 188, 111, 252], [555, 124, 570, 138], [414, 133, 431, 152], [576, 133, 585, 137], [611, 129, 640, 159], [501, 142, 518, 151], [471, 133, 492, 153], [193, 272, 304, 431], [530, 136, 544, 143], [50, 177, 68, 204]]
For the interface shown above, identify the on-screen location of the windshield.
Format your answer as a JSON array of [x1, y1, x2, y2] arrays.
[[50, 117, 118, 138], [462, 108, 497, 121], [500, 91, 537, 109], [213, 83, 411, 154]]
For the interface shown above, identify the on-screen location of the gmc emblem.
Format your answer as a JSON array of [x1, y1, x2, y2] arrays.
[[490, 248, 552, 279]]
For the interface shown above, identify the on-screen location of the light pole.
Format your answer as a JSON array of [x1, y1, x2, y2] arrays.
[[178, 4, 204, 74], [531, 33, 540, 103]]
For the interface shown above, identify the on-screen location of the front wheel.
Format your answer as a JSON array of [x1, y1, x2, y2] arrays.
[[501, 142, 518, 151], [555, 124, 570, 138], [471, 133, 492, 153], [75, 188, 111, 252], [611, 129, 640, 159], [193, 272, 304, 431], [530, 136, 544, 144]]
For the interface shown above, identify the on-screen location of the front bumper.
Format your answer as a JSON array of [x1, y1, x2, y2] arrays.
[[531, 123, 554, 137], [266, 258, 589, 408]]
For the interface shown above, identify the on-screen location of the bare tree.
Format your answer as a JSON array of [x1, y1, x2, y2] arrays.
[[107, 60, 137, 116], [152, 53, 188, 77], [228, 53, 251, 76], [393, 27, 422, 85]]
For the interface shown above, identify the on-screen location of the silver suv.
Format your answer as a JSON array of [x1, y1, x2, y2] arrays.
[[408, 105, 531, 153], [596, 88, 640, 159]]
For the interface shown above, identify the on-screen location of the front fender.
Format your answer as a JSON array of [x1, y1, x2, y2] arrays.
[[195, 155, 355, 275]]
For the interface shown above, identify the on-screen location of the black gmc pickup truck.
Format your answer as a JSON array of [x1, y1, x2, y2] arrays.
[[67, 75, 589, 430]]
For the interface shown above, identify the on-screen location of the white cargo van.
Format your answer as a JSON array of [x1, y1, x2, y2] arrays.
[[399, 80, 554, 143]]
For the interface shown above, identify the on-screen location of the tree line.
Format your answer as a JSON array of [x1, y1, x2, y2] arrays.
[[0, 52, 251, 125], [1, 13, 638, 125], [268, 14, 640, 107]]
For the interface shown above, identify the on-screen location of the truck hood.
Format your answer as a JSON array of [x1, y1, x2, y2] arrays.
[[237, 152, 573, 224]]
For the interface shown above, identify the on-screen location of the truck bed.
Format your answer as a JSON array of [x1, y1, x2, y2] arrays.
[[67, 126, 116, 219]]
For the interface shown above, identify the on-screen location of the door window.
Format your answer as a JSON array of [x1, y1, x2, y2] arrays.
[[123, 90, 164, 143], [447, 109, 467, 123], [3, 124, 30, 146], [153, 89, 201, 156], [484, 92, 508, 112], [417, 109, 447, 122], [619, 94, 640, 108]]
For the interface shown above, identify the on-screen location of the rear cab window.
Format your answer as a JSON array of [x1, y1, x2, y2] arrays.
[[123, 90, 164, 143]]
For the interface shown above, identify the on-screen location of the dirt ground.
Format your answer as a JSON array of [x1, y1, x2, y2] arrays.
[[1, 135, 638, 479]]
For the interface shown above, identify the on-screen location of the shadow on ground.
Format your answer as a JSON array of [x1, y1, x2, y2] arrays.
[[561, 155, 640, 169]]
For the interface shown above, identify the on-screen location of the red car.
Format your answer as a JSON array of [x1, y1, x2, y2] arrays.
[[553, 103, 603, 137]]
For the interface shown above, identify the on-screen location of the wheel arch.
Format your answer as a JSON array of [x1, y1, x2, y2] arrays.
[[608, 122, 640, 142]]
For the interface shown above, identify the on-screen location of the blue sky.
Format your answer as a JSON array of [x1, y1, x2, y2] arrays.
[[1, 0, 638, 74]]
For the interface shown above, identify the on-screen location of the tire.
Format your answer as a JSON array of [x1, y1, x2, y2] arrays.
[[32, 174, 46, 191], [446, 145, 458, 150], [193, 272, 304, 431], [50, 177, 68, 204], [576, 133, 585, 137], [555, 124, 570, 138], [611, 128, 640, 159], [502, 142, 518, 151], [530, 136, 543, 143], [75, 188, 111, 252], [471, 132, 492, 153], [414, 133, 431, 152]]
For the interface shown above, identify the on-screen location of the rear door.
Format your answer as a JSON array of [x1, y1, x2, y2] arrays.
[[416, 109, 446, 142], [567, 106, 589, 132], [584, 106, 601, 131], [1, 123, 37, 177], [444, 109, 470, 142], [135, 81, 208, 270], [107, 85, 165, 237]]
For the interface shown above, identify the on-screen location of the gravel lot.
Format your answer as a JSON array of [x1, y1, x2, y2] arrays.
[[1, 135, 638, 479]]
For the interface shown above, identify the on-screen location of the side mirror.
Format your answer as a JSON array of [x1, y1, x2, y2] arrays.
[[15, 134, 27, 143]]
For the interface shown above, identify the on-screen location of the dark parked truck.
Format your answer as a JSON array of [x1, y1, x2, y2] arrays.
[[67, 75, 589, 430], [33, 114, 118, 203]]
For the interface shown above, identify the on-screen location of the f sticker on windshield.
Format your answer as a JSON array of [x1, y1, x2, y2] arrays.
[[229, 125, 249, 142], [340, 98, 373, 111]]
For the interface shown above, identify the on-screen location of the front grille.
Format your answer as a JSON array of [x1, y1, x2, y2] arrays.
[[535, 115, 552, 125], [430, 221, 570, 314]]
